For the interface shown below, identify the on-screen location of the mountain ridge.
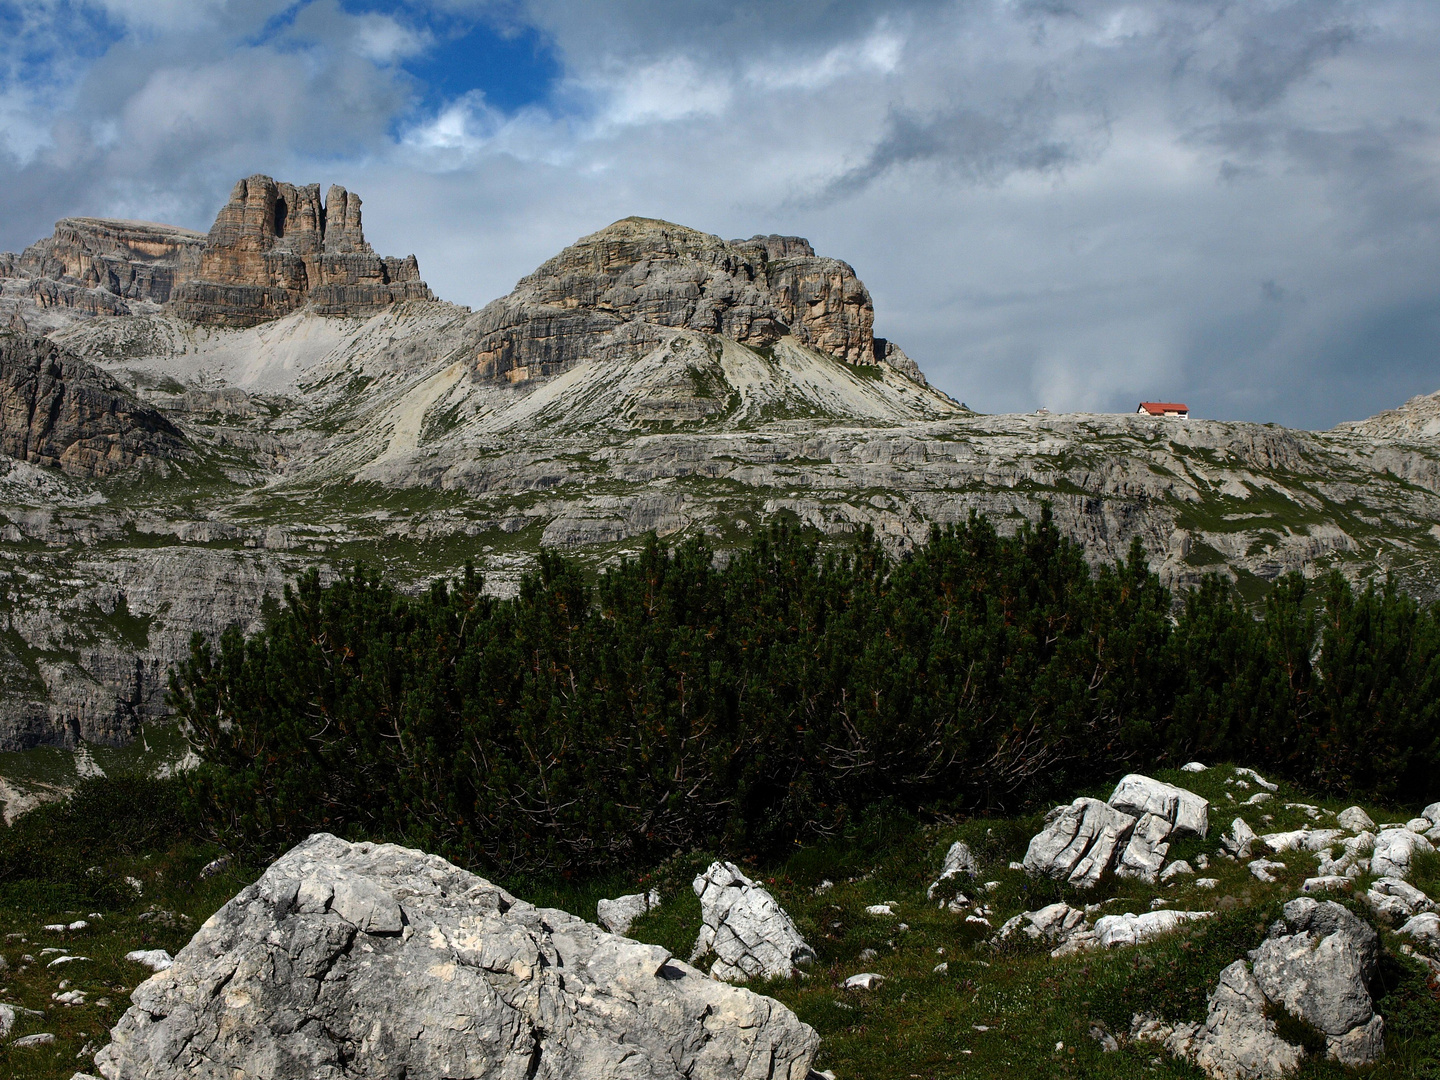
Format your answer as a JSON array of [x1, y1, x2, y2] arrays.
[[2, 175, 1440, 751]]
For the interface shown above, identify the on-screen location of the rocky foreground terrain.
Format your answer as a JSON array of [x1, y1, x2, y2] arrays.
[[4, 764, 1438, 1079], [4, 173, 1440, 761]]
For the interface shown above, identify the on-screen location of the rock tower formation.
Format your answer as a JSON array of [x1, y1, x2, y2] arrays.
[[0, 176, 431, 326], [170, 175, 433, 326]]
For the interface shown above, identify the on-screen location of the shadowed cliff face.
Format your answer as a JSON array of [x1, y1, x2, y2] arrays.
[[469, 217, 881, 384], [0, 333, 186, 477], [169, 175, 433, 327]]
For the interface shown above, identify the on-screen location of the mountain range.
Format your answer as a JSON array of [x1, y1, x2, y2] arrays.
[[3, 173, 1440, 753]]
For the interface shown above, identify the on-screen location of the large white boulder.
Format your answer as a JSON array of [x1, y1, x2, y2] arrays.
[[690, 861, 815, 983], [1399, 911, 1440, 951], [91, 834, 819, 1080], [1022, 798, 1137, 888], [1250, 899, 1383, 1068], [1093, 909, 1213, 949]]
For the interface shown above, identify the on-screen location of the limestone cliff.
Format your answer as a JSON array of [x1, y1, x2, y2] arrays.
[[168, 175, 433, 326], [469, 217, 881, 383], [0, 217, 206, 315], [0, 332, 186, 477]]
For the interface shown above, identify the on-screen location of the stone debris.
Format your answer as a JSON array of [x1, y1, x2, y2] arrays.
[[12, 1032, 56, 1048], [1248, 859, 1285, 883], [843, 973, 884, 990], [1242, 793, 1272, 806], [1336, 806, 1375, 832], [1195, 878, 1219, 889], [865, 903, 895, 916], [92, 834, 819, 1080], [1233, 768, 1278, 792], [1092, 910, 1214, 950], [1220, 817, 1257, 859], [1181, 762, 1208, 772], [1364, 877, 1434, 921], [994, 903, 1090, 954], [124, 949, 174, 972], [596, 888, 661, 936], [1423, 801, 1440, 828], [1371, 827, 1434, 879], [1160, 859, 1194, 882], [0, 1004, 12, 1039], [926, 841, 978, 899], [691, 860, 816, 983], [1301, 876, 1352, 894], [1260, 828, 1344, 854]]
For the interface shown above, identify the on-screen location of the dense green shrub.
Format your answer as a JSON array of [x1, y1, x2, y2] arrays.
[[170, 511, 1440, 875], [0, 775, 190, 908]]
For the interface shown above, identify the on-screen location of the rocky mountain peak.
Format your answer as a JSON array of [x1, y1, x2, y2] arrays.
[[170, 174, 433, 326], [469, 216, 883, 385]]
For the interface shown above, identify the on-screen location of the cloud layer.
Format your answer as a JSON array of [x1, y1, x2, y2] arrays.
[[3, 0, 1439, 427]]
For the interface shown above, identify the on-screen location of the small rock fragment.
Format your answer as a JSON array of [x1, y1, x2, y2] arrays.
[[843, 972, 884, 990], [124, 949, 174, 972], [1336, 806, 1375, 833]]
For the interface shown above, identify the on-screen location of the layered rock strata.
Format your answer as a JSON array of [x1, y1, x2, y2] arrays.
[[92, 833, 820, 1080], [170, 175, 432, 326], [0, 217, 206, 314], [0, 333, 185, 477], [469, 217, 886, 384]]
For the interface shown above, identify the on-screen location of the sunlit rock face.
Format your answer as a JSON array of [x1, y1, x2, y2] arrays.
[[169, 175, 433, 327]]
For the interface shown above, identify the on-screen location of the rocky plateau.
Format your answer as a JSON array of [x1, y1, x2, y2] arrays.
[[5, 173, 1440, 766]]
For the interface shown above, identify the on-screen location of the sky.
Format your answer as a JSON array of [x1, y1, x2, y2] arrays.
[[1, 1, 1438, 428]]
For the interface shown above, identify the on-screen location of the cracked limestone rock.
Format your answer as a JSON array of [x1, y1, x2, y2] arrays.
[[91, 834, 819, 1080], [994, 903, 1090, 956], [689, 861, 815, 983], [1365, 877, 1434, 922], [1160, 960, 1306, 1080], [1022, 798, 1137, 888], [1250, 898, 1383, 1068]]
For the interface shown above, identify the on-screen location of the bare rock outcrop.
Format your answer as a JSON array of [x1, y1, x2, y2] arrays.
[[0, 217, 206, 314], [169, 175, 433, 327], [92, 834, 819, 1080], [0, 333, 185, 476], [1136, 898, 1384, 1079], [1023, 775, 1209, 887], [690, 861, 815, 982], [467, 217, 891, 384]]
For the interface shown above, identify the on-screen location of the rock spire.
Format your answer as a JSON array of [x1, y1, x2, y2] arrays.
[[170, 175, 433, 326]]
